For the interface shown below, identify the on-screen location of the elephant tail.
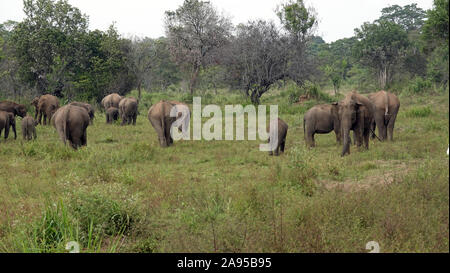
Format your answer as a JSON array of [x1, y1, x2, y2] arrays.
[[303, 118, 306, 140], [383, 91, 391, 126]]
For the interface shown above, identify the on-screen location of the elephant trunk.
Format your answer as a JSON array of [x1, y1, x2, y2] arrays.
[[341, 121, 351, 156]]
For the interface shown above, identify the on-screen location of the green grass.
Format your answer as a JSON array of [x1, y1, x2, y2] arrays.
[[0, 88, 448, 253]]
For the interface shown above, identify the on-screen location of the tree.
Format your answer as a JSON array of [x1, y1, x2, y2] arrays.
[[127, 37, 156, 100], [225, 20, 289, 104], [11, 0, 88, 96], [354, 20, 409, 89], [277, 0, 318, 86], [378, 4, 427, 32], [165, 0, 232, 94], [422, 0, 449, 87]]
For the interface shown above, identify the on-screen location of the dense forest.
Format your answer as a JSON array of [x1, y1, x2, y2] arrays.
[[0, 0, 448, 104]]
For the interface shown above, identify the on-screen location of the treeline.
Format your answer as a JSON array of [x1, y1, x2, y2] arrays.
[[0, 0, 448, 104]]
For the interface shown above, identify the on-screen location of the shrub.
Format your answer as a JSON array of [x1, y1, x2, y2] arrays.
[[405, 77, 433, 95], [287, 81, 334, 104], [70, 191, 138, 244], [405, 106, 432, 118]]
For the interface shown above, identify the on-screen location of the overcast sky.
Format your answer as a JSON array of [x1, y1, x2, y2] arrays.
[[0, 0, 434, 43]]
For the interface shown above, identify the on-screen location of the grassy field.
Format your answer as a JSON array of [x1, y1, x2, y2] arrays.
[[0, 88, 448, 253]]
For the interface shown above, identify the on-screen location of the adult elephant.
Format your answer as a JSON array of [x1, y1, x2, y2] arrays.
[[303, 104, 340, 147], [31, 96, 41, 119], [36, 94, 59, 125], [0, 111, 17, 141], [101, 93, 123, 110], [335, 92, 375, 156], [118, 97, 138, 125], [0, 101, 27, 118], [51, 104, 90, 150], [147, 100, 190, 147], [367, 90, 400, 141], [69, 102, 95, 125]]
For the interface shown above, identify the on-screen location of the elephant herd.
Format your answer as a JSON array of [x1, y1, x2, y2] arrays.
[[303, 90, 400, 156], [1, 90, 399, 157]]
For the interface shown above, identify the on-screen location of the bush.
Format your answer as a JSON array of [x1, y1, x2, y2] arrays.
[[287, 81, 335, 104], [405, 77, 433, 95], [70, 191, 138, 243]]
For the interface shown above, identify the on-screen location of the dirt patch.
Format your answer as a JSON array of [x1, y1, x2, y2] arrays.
[[318, 160, 419, 192]]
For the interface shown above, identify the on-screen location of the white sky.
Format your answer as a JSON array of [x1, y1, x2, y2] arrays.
[[0, 0, 434, 43]]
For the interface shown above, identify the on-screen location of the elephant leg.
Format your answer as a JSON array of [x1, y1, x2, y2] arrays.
[[387, 112, 398, 141], [81, 129, 87, 146], [267, 137, 273, 156], [363, 127, 370, 150], [164, 121, 172, 146], [305, 129, 315, 147], [43, 113, 47, 125], [370, 120, 376, 139], [374, 115, 386, 141], [133, 113, 137, 125], [335, 129, 342, 144], [37, 111, 42, 125], [150, 118, 167, 147], [280, 140, 286, 153], [274, 143, 280, 156]]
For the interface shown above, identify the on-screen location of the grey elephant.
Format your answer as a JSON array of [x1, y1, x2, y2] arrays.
[[148, 100, 190, 147], [101, 93, 123, 110], [35, 94, 60, 125], [267, 118, 288, 156], [0, 100, 27, 118], [367, 90, 400, 141], [52, 104, 90, 149], [335, 92, 375, 156], [0, 110, 16, 141], [69, 102, 95, 125], [21, 115, 37, 140], [106, 107, 119, 124], [303, 104, 340, 147], [119, 97, 138, 125]]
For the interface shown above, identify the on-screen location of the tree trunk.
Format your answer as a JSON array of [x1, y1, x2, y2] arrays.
[[189, 66, 200, 95]]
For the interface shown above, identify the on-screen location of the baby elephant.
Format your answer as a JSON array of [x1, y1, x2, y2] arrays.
[[267, 118, 288, 156], [0, 110, 16, 141], [106, 107, 119, 124], [22, 115, 37, 140]]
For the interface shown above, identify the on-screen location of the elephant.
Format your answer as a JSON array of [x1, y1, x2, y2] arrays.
[[0, 110, 16, 141], [119, 97, 138, 125], [69, 102, 95, 125], [267, 118, 288, 156], [335, 92, 375, 156], [0, 101, 27, 118], [367, 90, 400, 141], [303, 104, 341, 147], [51, 104, 90, 149], [101, 93, 123, 110], [21, 115, 37, 140], [36, 94, 60, 125], [147, 100, 190, 147], [106, 107, 119, 124], [31, 96, 41, 119]]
